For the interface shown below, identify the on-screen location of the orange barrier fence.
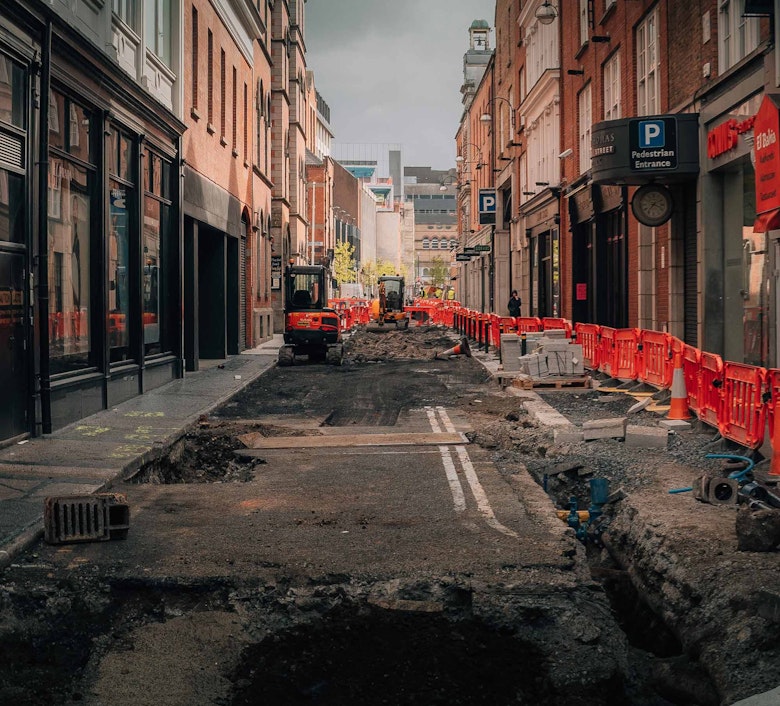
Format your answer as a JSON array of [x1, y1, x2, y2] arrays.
[[682, 344, 702, 414], [573, 323, 598, 369], [598, 327, 616, 377], [698, 352, 725, 429], [490, 315, 517, 352], [613, 328, 640, 380], [638, 330, 671, 388], [515, 317, 542, 333], [541, 318, 572, 336], [720, 363, 767, 448], [405, 306, 434, 326]]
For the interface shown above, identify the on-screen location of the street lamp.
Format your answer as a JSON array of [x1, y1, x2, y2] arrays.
[[480, 96, 522, 144], [439, 174, 459, 191], [455, 141, 483, 166], [535, 1, 557, 25]]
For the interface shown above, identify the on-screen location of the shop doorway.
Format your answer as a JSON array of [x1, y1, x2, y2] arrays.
[[0, 250, 27, 440]]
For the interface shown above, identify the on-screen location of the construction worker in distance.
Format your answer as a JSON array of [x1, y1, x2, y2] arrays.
[[378, 280, 387, 316]]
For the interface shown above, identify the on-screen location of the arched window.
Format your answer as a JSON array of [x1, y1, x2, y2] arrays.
[[422, 238, 430, 249], [431, 237, 439, 249]]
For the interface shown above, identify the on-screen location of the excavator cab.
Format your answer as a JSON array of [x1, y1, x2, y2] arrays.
[[278, 264, 344, 366]]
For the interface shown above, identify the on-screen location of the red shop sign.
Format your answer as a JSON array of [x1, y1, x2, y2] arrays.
[[754, 94, 780, 216], [707, 115, 756, 159]]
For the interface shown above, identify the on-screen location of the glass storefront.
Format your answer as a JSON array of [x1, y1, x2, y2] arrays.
[[48, 89, 96, 374]]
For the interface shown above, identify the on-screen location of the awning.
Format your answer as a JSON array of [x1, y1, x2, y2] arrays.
[[754, 209, 780, 233]]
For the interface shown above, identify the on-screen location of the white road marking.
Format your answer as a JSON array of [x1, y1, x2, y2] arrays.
[[439, 445, 466, 513], [427, 406, 518, 538], [454, 445, 519, 538]]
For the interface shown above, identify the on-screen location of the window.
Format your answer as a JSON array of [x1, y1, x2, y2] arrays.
[[220, 50, 226, 139], [243, 82, 248, 163], [48, 90, 96, 374], [191, 8, 198, 111], [0, 54, 25, 129], [232, 66, 237, 151], [422, 238, 430, 249], [718, 0, 760, 73], [143, 150, 173, 357], [579, 0, 589, 45], [603, 51, 621, 120], [207, 31, 214, 125], [578, 83, 592, 173], [112, 0, 136, 29], [431, 238, 439, 248], [145, 0, 172, 66], [108, 127, 135, 362], [636, 9, 659, 116]]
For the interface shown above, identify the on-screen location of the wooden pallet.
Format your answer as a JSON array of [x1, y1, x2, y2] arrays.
[[511, 374, 591, 390]]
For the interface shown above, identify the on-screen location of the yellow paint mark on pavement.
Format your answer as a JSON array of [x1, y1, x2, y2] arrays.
[[110, 444, 151, 459], [75, 425, 111, 437], [125, 411, 165, 418]]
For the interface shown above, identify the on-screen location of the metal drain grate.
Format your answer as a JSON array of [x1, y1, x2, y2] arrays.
[[44, 493, 130, 544]]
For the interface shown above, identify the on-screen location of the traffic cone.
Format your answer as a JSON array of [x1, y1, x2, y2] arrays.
[[666, 352, 691, 420], [435, 337, 472, 360]]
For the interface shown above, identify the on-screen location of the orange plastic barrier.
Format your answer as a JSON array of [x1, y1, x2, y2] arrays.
[[514, 316, 542, 333], [638, 330, 672, 388], [541, 318, 572, 336], [405, 306, 434, 326], [613, 329, 640, 380], [719, 362, 767, 448], [698, 352, 725, 429], [574, 323, 600, 370], [765, 369, 780, 475], [598, 327, 616, 376], [682, 344, 702, 414], [490, 315, 517, 351]]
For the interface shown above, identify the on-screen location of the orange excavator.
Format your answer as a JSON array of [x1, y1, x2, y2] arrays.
[[369, 275, 409, 330], [278, 264, 344, 366]]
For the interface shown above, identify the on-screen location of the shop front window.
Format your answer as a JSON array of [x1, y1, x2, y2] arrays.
[[143, 150, 172, 357], [108, 127, 135, 363], [48, 90, 96, 374]]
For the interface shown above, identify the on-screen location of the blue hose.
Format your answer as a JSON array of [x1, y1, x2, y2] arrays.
[[668, 454, 755, 494]]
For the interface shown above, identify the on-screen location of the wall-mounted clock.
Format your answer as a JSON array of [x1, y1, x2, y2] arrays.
[[631, 184, 673, 227]]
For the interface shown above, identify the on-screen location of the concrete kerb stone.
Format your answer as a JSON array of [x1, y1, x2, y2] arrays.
[[582, 417, 627, 441], [659, 419, 693, 431], [625, 424, 669, 449]]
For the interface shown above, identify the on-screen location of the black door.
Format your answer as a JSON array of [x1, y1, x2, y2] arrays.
[[0, 250, 27, 439]]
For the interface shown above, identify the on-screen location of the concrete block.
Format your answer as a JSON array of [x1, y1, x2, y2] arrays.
[[500, 335, 522, 371], [519, 354, 548, 378], [540, 340, 571, 351], [582, 417, 627, 440], [659, 419, 692, 431], [625, 424, 669, 449], [554, 427, 584, 444]]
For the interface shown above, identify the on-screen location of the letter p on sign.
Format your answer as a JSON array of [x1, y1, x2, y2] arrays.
[[639, 120, 664, 148]]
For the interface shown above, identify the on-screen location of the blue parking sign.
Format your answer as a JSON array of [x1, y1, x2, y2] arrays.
[[638, 120, 665, 148], [479, 189, 496, 225]]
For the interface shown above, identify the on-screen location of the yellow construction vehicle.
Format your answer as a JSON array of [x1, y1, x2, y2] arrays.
[[369, 275, 409, 329]]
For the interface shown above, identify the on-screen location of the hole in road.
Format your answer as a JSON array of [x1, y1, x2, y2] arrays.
[[229, 605, 566, 706]]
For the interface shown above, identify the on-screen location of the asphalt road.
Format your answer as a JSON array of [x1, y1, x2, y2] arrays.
[[0, 355, 627, 706]]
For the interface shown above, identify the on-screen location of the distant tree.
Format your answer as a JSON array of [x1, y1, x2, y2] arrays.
[[333, 241, 356, 284], [430, 257, 449, 288]]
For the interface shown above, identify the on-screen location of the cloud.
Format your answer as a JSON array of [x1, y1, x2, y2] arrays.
[[306, 0, 495, 169]]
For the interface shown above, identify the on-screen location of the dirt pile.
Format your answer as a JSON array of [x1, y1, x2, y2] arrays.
[[344, 326, 460, 362]]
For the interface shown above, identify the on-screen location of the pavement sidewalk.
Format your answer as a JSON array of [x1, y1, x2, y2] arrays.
[[0, 335, 284, 567]]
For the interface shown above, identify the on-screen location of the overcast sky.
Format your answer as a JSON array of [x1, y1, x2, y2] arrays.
[[305, 0, 496, 171]]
